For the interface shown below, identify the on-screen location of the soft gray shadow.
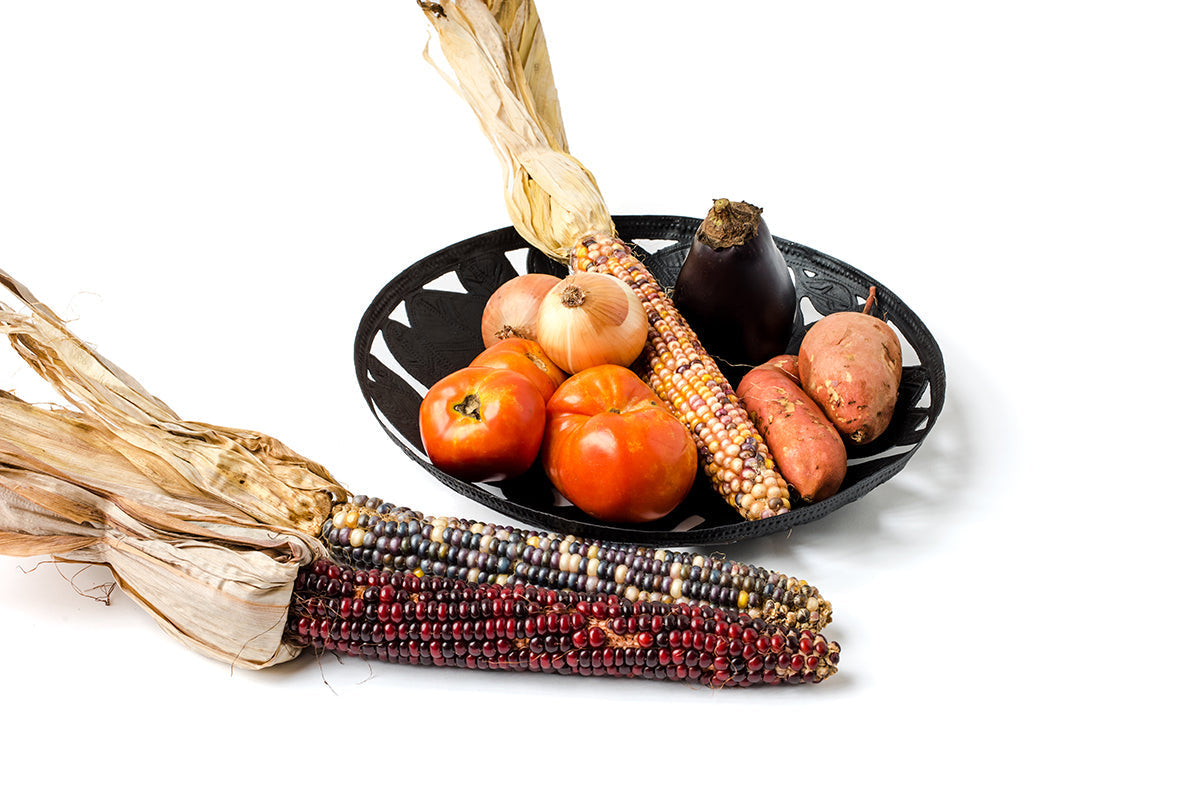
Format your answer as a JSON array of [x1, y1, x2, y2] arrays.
[[716, 338, 1012, 579]]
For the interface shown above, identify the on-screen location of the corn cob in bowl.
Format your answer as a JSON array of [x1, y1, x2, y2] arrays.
[[0, 270, 839, 687], [417, 0, 791, 523]]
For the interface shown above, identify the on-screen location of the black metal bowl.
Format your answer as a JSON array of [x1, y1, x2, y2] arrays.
[[354, 215, 945, 546]]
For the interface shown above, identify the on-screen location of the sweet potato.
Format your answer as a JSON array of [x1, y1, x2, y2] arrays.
[[736, 362, 847, 503], [796, 289, 902, 445], [765, 353, 801, 383]]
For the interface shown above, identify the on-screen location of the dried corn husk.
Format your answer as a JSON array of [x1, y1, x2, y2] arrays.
[[0, 270, 347, 668], [420, 0, 614, 261], [480, 0, 568, 151]]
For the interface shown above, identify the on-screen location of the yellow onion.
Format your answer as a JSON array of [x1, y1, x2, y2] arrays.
[[536, 272, 649, 373], [480, 273, 561, 348]]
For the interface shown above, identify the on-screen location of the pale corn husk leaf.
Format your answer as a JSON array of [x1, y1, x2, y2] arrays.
[[0, 471, 317, 667], [69, 534, 312, 668], [482, 0, 568, 151], [0, 394, 268, 531], [0, 271, 341, 532], [420, 0, 614, 261], [0, 269, 346, 668]]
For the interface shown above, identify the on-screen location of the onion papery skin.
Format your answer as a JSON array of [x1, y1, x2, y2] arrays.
[[536, 273, 649, 374], [480, 273, 561, 348]]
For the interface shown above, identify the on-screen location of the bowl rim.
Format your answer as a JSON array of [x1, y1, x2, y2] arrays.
[[354, 214, 946, 546]]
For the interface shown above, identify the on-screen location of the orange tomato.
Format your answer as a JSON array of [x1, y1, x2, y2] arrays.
[[419, 366, 545, 483], [469, 338, 567, 403], [542, 365, 697, 523]]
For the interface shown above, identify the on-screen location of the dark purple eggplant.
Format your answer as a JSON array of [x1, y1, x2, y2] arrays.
[[672, 199, 797, 367]]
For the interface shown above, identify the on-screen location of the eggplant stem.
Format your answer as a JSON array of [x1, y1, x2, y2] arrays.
[[697, 199, 762, 249]]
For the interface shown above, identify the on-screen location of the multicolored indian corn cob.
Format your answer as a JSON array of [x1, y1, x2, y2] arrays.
[[572, 235, 792, 521], [323, 495, 831, 632], [287, 559, 840, 687]]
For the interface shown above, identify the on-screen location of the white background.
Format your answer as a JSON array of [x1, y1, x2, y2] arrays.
[[1, 1, 1196, 797]]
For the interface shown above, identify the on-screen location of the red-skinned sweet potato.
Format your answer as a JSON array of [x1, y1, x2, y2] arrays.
[[765, 353, 802, 384], [736, 361, 846, 503], [796, 288, 902, 445]]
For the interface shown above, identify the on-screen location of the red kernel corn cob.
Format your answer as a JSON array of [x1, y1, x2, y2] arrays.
[[287, 560, 840, 687], [571, 234, 791, 521], [323, 495, 831, 631]]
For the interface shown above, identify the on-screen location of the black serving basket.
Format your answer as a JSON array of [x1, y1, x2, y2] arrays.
[[354, 215, 945, 546]]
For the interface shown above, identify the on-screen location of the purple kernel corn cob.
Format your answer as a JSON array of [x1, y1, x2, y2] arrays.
[[287, 560, 840, 687], [321, 495, 832, 632]]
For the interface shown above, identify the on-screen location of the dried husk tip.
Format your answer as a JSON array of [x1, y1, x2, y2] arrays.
[[419, 0, 615, 261], [0, 269, 347, 668]]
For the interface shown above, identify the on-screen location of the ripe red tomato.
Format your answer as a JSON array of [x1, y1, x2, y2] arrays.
[[419, 366, 546, 483], [542, 365, 697, 523], [469, 338, 568, 403]]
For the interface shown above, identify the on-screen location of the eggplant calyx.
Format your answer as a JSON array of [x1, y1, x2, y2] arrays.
[[697, 199, 764, 249]]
